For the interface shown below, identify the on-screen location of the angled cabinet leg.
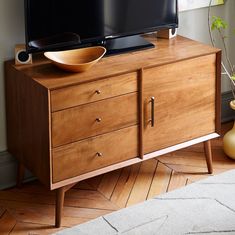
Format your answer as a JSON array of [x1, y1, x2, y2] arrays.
[[55, 183, 77, 228], [203, 140, 213, 174], [17, 162, 25, 188]]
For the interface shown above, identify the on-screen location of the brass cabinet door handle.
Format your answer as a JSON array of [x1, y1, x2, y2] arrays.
[[150, 97, 155, 127]]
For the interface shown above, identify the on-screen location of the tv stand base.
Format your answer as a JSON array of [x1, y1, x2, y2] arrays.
[[102, 35, 155, 55]]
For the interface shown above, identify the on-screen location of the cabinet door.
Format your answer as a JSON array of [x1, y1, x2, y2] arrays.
[[143, 54, 216, 154]]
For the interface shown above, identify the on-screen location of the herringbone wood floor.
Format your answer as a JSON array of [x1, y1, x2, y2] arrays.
[[1, 123, 235, 235]]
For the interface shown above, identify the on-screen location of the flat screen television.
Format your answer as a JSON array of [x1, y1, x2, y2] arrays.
[[24, 0, 178, 55]]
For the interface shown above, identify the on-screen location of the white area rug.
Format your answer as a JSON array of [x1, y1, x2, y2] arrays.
[[55, 170, 235, 235]]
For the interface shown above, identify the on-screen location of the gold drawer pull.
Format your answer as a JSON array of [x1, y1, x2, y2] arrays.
[[96, 152, 103, 157], [96, 118, 102, 122], [95, 90, 101, 94]]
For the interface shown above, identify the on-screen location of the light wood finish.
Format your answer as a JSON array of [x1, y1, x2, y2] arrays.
[[110, 164, 141, 208], [143, 133, 219, 161], [204, 140, 213, 174], [51, 72, 137, 111], [44, 46, 106, 72], [4, 36, 221, 227], [52, 93, 138, 147], [10, 223, 65, 235], [4, 62, 51, 189], [138, 69, 144, 159], [16, 36, 219, 90], [52, 126, 138, 182], [97, 169, 122, 199], [51, 133, 219, 190], [126, 159, 157, 206], [143, 54, 216, 154], [147, 161, 172, 199], [0, 124, 234, 235], [167, 171, 188, 191]]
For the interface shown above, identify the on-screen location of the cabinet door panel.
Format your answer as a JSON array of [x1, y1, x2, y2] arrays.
[[143, 55, 216, 154]]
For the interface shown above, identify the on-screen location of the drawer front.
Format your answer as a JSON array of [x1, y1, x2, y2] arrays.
[[51, 72, 137, 111], [52, 93, 138, 147], [52, 126, 138, 182]]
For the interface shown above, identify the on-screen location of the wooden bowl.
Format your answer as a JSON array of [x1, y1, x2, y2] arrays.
[[44, 46, 106, 72]]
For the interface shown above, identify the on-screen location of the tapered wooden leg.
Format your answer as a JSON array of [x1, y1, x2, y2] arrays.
[[204, 140, 213, 174], [55, 187, 65, 228], [17, 162, 25, 188], [55, 183, 77, 227]]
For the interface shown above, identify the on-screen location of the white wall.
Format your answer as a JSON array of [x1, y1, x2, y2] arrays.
[[0, 1, 234, 152], [227, 0, 235, 81], [0, 0, 25, 151], [178, 1, 235, 92]]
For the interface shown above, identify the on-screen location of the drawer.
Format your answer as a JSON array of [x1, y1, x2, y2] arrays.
[[52, 92, 138, 147], [52, 126, 138, 183], [51, 72, 137, 111]]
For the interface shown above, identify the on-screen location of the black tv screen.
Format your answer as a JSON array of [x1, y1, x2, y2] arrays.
[[25, 0, 178, 54]]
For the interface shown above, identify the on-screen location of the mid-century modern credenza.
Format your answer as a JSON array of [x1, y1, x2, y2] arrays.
[[5, 35, 221, 227]]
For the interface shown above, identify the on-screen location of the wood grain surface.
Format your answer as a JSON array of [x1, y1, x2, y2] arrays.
[[5, 36, 220, 90], [52, 126, 138, 182], [51, 72, 137, 111], [143, 54, 216, 154], [0, 122, 233, 235], [52, 93, 138, 147]]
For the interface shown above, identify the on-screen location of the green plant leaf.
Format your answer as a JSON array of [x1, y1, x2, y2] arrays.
[[211, 16, 228, 31], [231, 75, 235, 81]]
